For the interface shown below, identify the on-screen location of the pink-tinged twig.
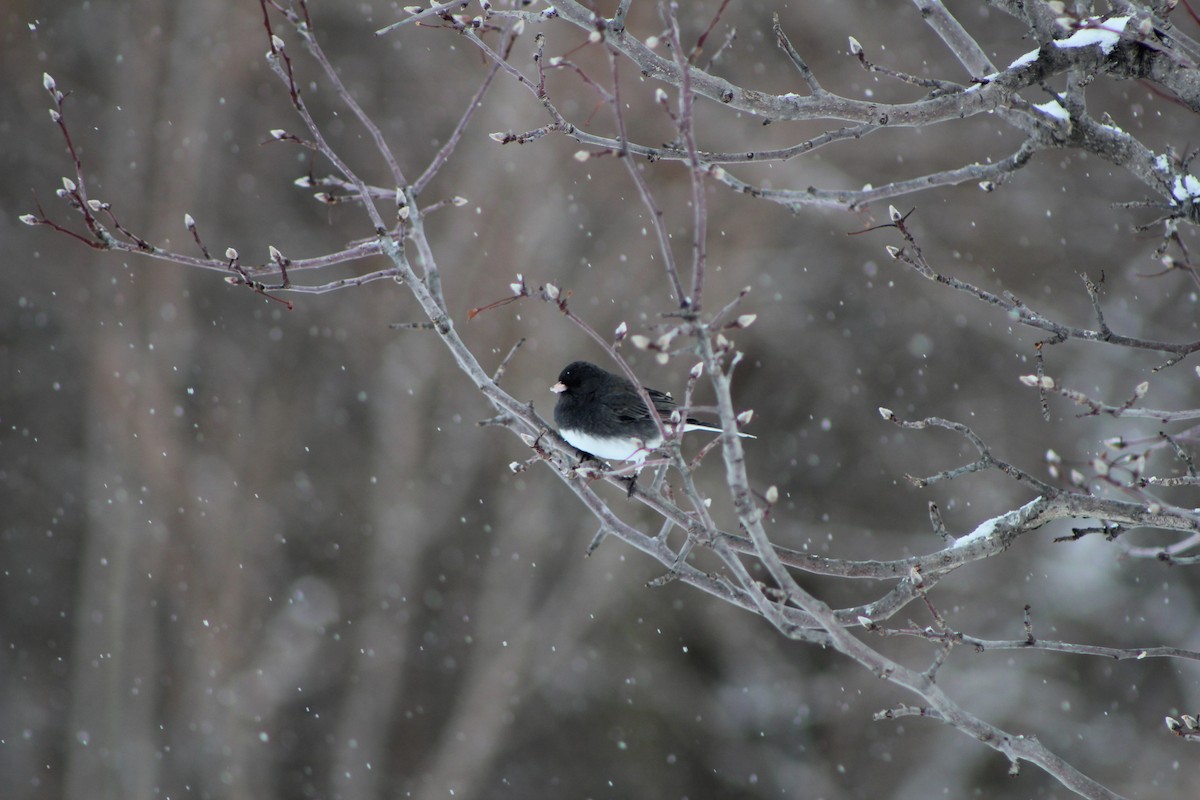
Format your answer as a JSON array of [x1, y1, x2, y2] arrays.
[[261, 1, 389, 235], [414, 22, 518, 195], [607, 51, 687, 306]]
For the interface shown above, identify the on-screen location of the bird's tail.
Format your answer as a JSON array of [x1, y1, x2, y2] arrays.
[[679, 422, 756, 439]]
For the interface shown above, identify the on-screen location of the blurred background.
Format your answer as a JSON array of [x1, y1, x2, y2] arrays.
[[3, 1, 1199, 797]]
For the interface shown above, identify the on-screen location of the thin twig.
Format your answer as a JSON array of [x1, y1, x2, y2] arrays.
[[607, 49, 687, 305], [491, 338, 526, 383]]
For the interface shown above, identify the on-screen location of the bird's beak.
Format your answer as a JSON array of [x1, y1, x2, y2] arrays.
[[551, 381, 566, 394]]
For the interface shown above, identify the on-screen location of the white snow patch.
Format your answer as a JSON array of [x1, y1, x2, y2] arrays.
[[1033, 100, 1069, 121], [1155, 154, 1200, 203], [1007, 49, 1038, 70], [1173, 173, 1200, 203], [1053, 16, 1130, 54], [953, 498, 1042, 547], [954, 517, 997, 547]]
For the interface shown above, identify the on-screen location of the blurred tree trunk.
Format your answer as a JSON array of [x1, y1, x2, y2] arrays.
[[330, 340, 438, 800], [62, 1, 234, 797]]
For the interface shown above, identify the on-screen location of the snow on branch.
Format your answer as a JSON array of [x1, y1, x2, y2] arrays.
[[463, 0, 1200, 224]]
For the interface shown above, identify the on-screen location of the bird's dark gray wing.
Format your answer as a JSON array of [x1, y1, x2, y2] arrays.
[[606, 385, 655, 423], [645, 387, 680, 418]]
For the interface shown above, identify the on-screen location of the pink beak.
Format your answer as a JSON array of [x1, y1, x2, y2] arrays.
[[551, 381, 567, 394]]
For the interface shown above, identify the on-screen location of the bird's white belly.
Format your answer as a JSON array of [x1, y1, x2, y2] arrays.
[[558, 428, 662, 463]]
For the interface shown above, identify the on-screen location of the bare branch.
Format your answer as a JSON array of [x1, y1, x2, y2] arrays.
[[880, 212, 1200, 356]]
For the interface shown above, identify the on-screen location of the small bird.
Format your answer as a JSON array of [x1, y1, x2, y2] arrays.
[[551, 360, 754, 466]]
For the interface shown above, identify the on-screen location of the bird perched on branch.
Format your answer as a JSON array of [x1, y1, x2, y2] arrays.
[[551, 360, 755, 466]]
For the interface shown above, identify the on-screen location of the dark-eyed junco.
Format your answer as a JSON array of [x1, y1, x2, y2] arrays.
[[551, 360, 754, 465]]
